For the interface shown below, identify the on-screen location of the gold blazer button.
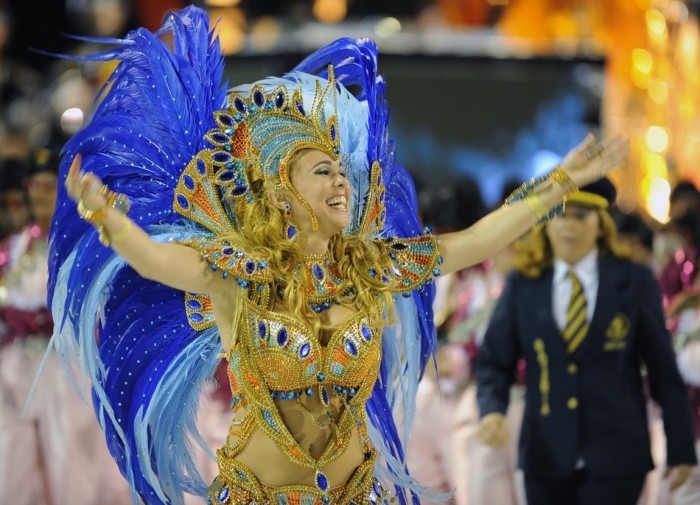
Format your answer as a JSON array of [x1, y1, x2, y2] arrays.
[[567, 397, 579, 410]]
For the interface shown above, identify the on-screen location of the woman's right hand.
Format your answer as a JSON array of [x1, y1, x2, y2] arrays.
[[65, 154, 108, 212]]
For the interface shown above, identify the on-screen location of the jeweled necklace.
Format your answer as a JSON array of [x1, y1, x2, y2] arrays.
[[300, 253, 354, 313]]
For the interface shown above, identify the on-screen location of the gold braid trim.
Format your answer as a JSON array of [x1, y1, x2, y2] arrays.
[[533, 338, 551, 416]]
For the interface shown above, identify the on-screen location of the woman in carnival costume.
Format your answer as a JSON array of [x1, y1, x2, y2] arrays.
[[50, 6, 627, 505]]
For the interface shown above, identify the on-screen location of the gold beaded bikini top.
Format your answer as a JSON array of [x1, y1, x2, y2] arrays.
[[242, 302, 380, 391]]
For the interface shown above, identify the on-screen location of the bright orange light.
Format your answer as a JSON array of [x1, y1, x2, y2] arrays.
[[313, 0, 347, 24], [209, 8, 246, 55], [648, 79, 669, 104], [645, 177, 671, 223], [645, 126, 670, 153]]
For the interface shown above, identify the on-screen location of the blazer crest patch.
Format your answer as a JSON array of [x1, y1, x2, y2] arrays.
[[604, 313, 630, 350]]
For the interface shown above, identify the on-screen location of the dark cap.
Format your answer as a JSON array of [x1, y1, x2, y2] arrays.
[[27, 147, 60, 176], [567, 177, 617, 208]]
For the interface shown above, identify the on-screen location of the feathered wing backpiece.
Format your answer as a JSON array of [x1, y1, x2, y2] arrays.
[[48, 7, 228, 504], [294, 39, 438, 504]]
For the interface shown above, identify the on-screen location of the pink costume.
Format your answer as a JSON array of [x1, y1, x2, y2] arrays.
[[0, 225, 130, 505]]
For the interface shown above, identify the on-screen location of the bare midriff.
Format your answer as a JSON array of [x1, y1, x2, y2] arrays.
[[225, 390, 367, 487]]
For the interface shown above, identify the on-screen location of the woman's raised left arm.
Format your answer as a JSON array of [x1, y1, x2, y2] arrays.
[[437, 134, 628, 275]]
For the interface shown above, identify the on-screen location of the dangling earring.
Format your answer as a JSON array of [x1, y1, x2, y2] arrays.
[[283, 203, 297, 240]]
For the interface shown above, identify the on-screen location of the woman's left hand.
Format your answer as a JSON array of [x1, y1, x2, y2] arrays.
[[560, 133, 629, 187]]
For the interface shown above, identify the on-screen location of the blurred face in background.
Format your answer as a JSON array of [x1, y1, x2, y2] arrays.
[[0, 189, 29, 237], [26, 172, 58, 229], [546, 204, 601, 266]]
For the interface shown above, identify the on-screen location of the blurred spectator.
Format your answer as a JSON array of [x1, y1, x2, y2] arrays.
[[0, 157, 30, 240], [614, 211, 655, 268], [670, 181, 700, 220], [658, 212, 700, 310]]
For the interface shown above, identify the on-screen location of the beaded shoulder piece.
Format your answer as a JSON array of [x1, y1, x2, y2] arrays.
[[375, 235, 442, 294]]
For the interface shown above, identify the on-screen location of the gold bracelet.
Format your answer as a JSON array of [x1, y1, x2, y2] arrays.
[[523, 193, 550, 221], [77, 200, 108, 225], [104, 187, 131, 214], [550, 165, 578, 200]]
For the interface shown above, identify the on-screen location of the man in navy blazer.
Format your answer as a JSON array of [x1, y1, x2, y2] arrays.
[[476, 178, 697, 505]]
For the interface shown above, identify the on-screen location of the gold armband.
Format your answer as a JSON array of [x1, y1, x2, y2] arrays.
[[77, 200, 108, 225], [77, 184, 132, 247], [523, 193, 550, 221], [550, 165, 578, 200]]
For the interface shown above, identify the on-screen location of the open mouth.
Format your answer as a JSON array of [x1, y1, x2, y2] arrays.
[[326, 195, 347, 211]]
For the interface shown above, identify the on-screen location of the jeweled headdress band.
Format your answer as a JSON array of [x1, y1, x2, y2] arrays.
[[175, 67, 342, 231]]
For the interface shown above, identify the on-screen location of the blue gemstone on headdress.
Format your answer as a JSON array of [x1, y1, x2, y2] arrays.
[[299, 342, 311, 358], [361, 325, 372, 341], [312, 263, 324, 280], [258, 321, 267, 339], [233, 97, 246, 114], [390, 242, 407, 250], [186, 299, 202, 310], [218, 485, 230, 502], [320, 386, 329, 406], [231, 185, 248, 196], [190, 313, 204, 323], [295, 100, 305, 115], [275, 92, 285, 108], [245, 260, 256, 274], [176, 194, 189, 209], [196, 158, 206, 175], [315, 471, 329, 492], [217, 170, 235, 183], [286, 225, 297, 239], [213, 151, 233, 164], [344, 339, 358, 356], [183, 175, 195, 190], [330, 123, 336, 141], [222, 247, 233, 255], [217, 113, 234, 127], [253, 90, 265, 107], [277, 328, 288, 346], [210, 132, 229, 144]]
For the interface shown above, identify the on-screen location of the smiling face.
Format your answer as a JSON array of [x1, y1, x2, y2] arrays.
[[545, 204, 601, 265], [287, 149, 351, 240]]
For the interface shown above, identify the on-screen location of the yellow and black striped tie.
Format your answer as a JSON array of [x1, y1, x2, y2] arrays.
[[563, 271, 589, 353]]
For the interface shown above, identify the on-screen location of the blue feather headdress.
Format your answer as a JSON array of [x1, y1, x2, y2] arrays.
[[48, 6, 436, 505]]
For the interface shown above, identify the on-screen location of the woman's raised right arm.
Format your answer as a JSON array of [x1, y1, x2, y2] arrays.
[[65, 155, 226, 296]]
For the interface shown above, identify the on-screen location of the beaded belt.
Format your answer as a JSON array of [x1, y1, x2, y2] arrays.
[[208, 448, 394, 504]]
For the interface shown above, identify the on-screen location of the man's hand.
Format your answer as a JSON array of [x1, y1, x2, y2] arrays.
[[478, 412, 509, 449], [664, 464, 695, 491]]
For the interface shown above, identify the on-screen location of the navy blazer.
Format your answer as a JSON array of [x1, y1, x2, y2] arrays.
[[476, 255, 697, 479]]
